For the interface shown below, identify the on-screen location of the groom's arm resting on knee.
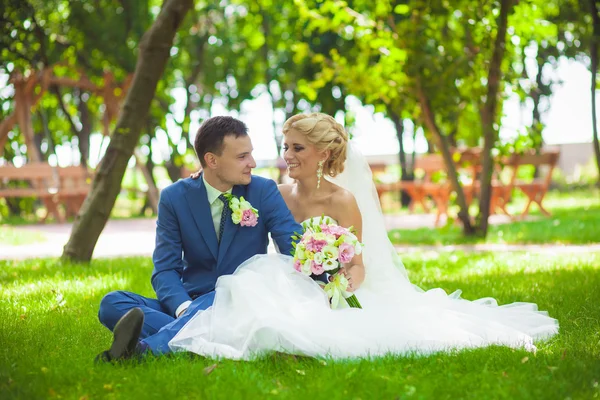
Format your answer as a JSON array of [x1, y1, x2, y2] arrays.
[[151, 188, 192, 317]]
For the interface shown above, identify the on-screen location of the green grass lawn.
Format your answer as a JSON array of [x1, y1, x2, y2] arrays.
[[1, 252, 599, 399], [388, 189, 600, 246], [0, 226, 47, 246]]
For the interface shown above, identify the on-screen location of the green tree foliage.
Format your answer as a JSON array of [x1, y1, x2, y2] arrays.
[[1, 0, 596, 238]]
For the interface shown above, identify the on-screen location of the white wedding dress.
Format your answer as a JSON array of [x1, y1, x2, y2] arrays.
[[169, 143, 559, 360]]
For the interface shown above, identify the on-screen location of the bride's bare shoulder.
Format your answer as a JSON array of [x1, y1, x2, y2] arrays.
[[329, 185, 361, 227], [277, 183, 294, 198], [331, 185, 357, 207]]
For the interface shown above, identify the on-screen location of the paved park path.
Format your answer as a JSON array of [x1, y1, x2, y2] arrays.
[[1, 214, 598, 260]]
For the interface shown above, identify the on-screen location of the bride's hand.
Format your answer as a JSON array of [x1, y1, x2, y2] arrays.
[[338, 265, 364, 292]]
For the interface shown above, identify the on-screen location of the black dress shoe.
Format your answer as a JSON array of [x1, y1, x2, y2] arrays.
[[95, 307, 144, 363]]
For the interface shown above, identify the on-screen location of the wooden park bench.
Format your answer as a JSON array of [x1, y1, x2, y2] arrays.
[[374, 155, 451, 225], [457, 149, 560, 219], [457, 151, 515, 217], [55, 166, 92, 219], [402, 154, 449, 213], [0, 162, 62, 222], [0, 163, 92, 222], [507, 150, 560, 218]]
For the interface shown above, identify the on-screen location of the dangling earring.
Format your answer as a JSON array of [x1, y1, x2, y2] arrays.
[[316, 160, 324, 189]]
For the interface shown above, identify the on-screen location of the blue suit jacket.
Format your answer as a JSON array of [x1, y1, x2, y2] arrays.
[[151, 174, 302, 316]]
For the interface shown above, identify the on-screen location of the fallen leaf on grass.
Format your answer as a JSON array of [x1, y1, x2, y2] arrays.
[[521, 357, 529, 363], [203, 364, 218, 375], [50, 289, 66, 310]]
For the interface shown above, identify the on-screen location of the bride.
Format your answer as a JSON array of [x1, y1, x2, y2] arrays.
[[168, 113, 559, 359]]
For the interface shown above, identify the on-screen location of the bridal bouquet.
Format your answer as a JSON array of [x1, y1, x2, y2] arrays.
[[291, 217, 363, 309]]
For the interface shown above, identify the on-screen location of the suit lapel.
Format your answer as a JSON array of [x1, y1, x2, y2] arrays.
[[217, 184, 245, 264], [185, 174, 218, 260]]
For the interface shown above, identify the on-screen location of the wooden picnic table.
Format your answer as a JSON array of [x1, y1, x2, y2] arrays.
[[373, 148, 560, 225]]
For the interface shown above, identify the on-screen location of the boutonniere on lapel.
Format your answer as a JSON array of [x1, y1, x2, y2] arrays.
[[224, 194, 259, 227]]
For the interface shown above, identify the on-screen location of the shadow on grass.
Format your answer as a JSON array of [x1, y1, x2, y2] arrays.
[[1, 254, 599, 399], [0, 257, 153, 287]]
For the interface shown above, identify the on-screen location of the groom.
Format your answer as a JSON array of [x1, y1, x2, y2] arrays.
[[95, 116, 302, 362]]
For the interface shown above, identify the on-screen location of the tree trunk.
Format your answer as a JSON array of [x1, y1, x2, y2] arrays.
[[164, 124, 184, 182], [134, 149, 159, 215], [531, 51, 547, 177], [139, 139, 157, 216], [166, 161, 183, 182], [390, 109, 412, 207], [33, 131, 45, 161], [531, 56, 543, 129], [590, 0, 600, 187], [37, 109, 56, 160], [154, 100, 192, 182], [77, 90, 92, 168], [447, 127, 458, 148], [260, 9, 283, 156], [411, 124, 418, 172], [284, 88, 299, 122], [62, 0, 194, 262], [476, 0, 512, 236], [425, 137, 435, 153], [180, 36, 207, 150], [51, 86, 92, 168], [416, 82, 474, 233]]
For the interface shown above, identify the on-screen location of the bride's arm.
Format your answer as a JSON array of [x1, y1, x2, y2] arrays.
[[333, 191, 365, 292]]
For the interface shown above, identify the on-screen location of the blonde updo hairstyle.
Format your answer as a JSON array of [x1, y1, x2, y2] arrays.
[[282, 113, 348, 177]]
